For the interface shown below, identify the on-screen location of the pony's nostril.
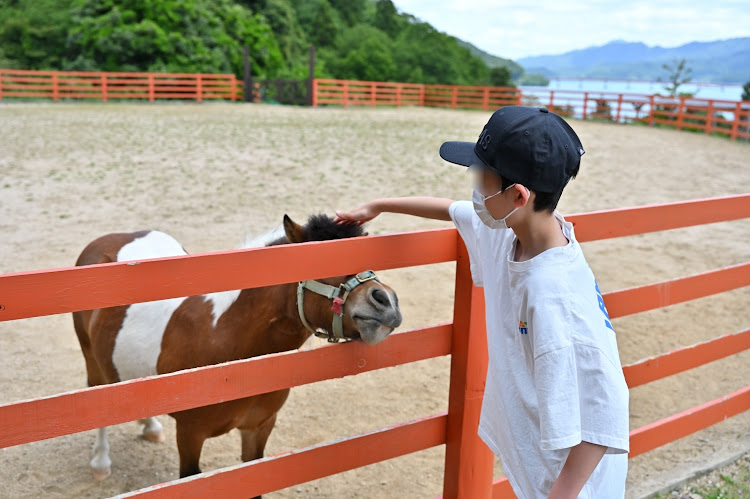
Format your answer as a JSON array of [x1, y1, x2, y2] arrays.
[[370, 288, 390, 307]]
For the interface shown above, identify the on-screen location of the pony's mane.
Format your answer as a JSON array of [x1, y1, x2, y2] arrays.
[[264, 213, 366, 247], [305, 213, 366, 242]]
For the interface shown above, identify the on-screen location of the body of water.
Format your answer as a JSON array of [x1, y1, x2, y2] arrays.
[[522, 78, 745, 102]]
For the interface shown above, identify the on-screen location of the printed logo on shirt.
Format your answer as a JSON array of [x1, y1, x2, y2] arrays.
[[595, 281, 615, 331], [518, 321, 528, 334]]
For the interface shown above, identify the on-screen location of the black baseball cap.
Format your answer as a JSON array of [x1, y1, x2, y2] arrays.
[[439, 106, 585, 192]]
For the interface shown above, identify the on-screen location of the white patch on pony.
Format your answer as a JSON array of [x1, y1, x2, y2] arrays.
[[202, 224, 287, 327], [117, 230, 187, 262], [203, 289, 242, 327], [113, 231, 189, 381], [241, 223, 285, 249]]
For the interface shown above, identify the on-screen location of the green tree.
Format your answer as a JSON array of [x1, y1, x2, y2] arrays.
[[489, 66, 513, 87], [0, 0, 75, 69], [325, 24, 395, 81], [373, 0, 399, 38], [392, 21, 488, 85], [742, 80, 750, 101], [660, 58, 692, 97], [329, 0, 365, 26], [63, 0, 284, 77], [309, 0, 338, 47]]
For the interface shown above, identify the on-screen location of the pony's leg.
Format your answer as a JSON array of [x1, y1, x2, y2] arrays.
[[90, 427, 112, 480], [240, 413, 277, 463], [240, 415, 277, 499], [138, 417, 165, 442], [175, 420, 206, 478]]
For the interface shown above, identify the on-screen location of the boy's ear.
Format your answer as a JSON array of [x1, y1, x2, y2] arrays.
[[283, 214, 306, 243], [514, 184, 531, 207]]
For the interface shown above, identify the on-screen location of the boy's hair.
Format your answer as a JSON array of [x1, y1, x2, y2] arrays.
[[500, 161, 580, 213]]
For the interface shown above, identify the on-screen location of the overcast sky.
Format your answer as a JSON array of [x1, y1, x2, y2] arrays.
[[393, 0, 750, 60]]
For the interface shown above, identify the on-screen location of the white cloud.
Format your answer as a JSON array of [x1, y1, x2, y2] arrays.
[[393, 0, 750, 59]]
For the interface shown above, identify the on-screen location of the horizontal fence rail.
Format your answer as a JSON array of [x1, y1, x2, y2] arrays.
[[0, 194, 748, 498]]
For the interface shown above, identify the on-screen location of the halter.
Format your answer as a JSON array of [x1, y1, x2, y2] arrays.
[[296, 270, 379, 343]]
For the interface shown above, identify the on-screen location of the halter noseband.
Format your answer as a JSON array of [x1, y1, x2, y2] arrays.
[[296, 270, 379, 343]]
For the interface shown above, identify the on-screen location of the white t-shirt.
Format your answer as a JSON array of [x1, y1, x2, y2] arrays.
[[449, 201, 630, 499]]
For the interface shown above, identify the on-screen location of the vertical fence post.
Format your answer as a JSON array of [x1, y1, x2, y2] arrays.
[[243, 46, 253, 103], [736, 101, 742, 140], [676, 95, 685, 131], [516, 87, 522, 106], [370, 82, 376, 107], [582, 92, 589, 120], [101, 74, 108, 103], [442, 240, 494, 499], [648, 95, 655, 126], [342, 80, 349, 107], [419, 84, 425, 107], [482, 87, 490, 111], [196, 74, 203, 103], [615, 94, 623, 123], [229, 74, 236, 102], [52, 72, 59, 102], [148, 74, 155, 102], [705, 100, 714, 135], [396, 83, 402, 107], [0, 70, 3, 101], [548, 90, 555, 110], [312, 78, 318, 107], [451, 86, 458, 109], [306, 45, 316, 107]]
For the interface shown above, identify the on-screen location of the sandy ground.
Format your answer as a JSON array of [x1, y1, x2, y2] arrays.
[[0, 102, 748, 499]]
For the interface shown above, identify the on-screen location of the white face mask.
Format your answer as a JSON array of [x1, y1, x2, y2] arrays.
[[472, 183, 520, 230]]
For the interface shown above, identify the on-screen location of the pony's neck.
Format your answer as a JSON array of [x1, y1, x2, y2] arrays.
[[231, 283, 312, 357]]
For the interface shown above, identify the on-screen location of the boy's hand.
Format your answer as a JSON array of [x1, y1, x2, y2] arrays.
[[335, 201, 381, 225]]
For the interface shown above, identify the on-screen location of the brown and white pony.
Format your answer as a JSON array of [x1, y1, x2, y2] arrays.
[[72, 214, 401, 483]]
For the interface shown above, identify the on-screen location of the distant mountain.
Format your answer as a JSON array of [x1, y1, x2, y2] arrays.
[[456, 40, 524, 79], [518, 38, 750, 84]]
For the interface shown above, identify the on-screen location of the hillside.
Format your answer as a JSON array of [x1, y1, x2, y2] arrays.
[[518, 38, 750, 83], [0, 0, 529, 87]]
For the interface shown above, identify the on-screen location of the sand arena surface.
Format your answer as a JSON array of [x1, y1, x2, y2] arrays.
[[0, 103, 748, 498]]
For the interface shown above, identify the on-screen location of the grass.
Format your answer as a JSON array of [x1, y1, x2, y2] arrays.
[[653, 454, 750, 499]]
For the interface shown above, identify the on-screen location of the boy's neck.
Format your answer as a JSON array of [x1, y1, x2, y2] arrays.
[[511, 211, 569, 262]]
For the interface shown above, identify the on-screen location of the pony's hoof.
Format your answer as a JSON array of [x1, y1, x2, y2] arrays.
[[143, 431, 165, 443], [92, 467, 111, 481]]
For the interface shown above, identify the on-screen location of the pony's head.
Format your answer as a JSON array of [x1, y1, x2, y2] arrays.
[[275, 214, 401, 345]]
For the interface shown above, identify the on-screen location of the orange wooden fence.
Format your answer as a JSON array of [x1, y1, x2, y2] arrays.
[[312, 79, 750, 141], [0, 194, 749, 498], [0, 68, 241, 102], [3, 69, 748, 141]]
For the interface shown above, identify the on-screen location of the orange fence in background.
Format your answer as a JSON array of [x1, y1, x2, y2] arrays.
[[0, 69, 241, 102], [313, 79, 750, 141], [0, 194, 749, 498], [2, 69, 748, 141], [313, 78, 521, 110]]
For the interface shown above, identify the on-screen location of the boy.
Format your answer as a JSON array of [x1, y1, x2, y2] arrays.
[[335, 106, 630, 498]]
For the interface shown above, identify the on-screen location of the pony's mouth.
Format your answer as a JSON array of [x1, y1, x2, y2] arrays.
[[352, 315, 395, 345]]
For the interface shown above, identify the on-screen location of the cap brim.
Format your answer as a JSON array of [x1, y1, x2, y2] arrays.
[[439, 141, 485, 167]]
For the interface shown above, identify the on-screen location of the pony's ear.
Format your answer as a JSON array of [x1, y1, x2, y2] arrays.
[[283, 214, 306, 244]]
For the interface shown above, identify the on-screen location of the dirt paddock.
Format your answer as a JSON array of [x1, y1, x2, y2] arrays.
[[0, 102, 748, 498]]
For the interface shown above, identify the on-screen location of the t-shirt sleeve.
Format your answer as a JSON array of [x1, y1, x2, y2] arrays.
[[448, 200, 483, 286], [534, 344, 630, 454]]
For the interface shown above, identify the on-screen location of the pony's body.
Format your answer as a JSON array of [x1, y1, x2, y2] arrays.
[[72, 215, 401, 484]]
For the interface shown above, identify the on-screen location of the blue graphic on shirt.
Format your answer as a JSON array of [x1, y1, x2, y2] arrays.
[[518, 321, 528, 334], [595, 281, 614, 331]]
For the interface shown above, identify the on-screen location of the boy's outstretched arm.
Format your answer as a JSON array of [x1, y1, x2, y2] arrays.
[[335, 197, 454, 224], [547, 441, 607, 499]]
